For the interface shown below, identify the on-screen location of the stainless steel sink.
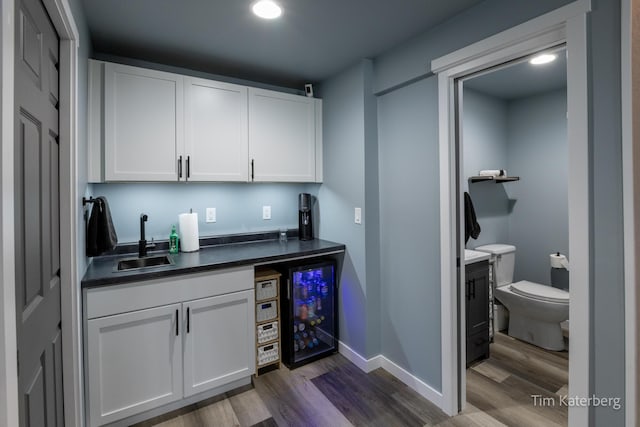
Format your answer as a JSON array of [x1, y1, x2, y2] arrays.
[[116, 255, 173, 271]]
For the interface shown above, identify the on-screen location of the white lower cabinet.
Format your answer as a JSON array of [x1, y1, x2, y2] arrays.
[[84, 267, 255, 426], [87, 304, 182, 426], [183, 290, 254, 397]]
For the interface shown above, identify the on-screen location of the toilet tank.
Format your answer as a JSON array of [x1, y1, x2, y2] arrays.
[[475, 244, 516, 287]]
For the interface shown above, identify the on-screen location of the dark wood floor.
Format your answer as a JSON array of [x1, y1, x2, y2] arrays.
[[133, 332, 569, 427]]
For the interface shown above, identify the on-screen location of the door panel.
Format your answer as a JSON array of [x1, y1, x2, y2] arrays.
[[24, 359, 46, 427], [184, 77, 249, 181], [183, 290, 254, 397], [87, 304, 183, 426], [20, 7, 42, 86], [248, 88, 317, 182], [18, 113, 44, 312], [104, 63, 183, 181], [14, 0, 62, 425], [52, 330, 64, 426]]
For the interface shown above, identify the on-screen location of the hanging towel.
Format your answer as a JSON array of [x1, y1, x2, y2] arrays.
[[86, 196, 118, 256], [464, 192, 481, 244]]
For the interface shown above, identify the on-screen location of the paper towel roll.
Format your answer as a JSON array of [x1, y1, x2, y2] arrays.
[[550, 253, 569, 271], [179, 213, 199, 252]]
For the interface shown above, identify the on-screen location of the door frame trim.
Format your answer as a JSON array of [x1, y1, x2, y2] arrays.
[[0, 0, 80, 425], [0, 0, 19, 425], [432, 1, 591, 425], [622, 0, 639, 425]]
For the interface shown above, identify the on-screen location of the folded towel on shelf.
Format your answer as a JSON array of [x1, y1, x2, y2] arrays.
[[478, 169, 506, 177], [464, 192, 481, 244], [86, 196, 118, 257]]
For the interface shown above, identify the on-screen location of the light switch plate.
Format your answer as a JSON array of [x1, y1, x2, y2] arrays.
[[206, 207, 216, 223], [354, 207, 362, 224], [263, 206, 271, 220]]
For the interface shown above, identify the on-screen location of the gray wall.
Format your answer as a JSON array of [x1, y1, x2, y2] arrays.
[[316, 61, 370, 357], [463, 89, 510, 248], [92, 183, 315, 243], [377, 77, 442, 389], [590, 0, 625, 424], [363, 62, 382, 356], [507, 89, 569, 288]]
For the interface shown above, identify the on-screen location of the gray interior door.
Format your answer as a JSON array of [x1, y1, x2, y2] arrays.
[[14, 0, 63, 425]]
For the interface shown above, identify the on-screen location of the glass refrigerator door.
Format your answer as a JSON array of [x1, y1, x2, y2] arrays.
[[291, 263, 336, 365]]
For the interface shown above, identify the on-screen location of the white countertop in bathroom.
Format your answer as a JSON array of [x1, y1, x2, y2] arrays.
[[464, 249, 491, 265]]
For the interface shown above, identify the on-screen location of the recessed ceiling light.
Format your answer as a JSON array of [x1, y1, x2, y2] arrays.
[[252, 0, 282, 19], [529, 53, 557, 65]]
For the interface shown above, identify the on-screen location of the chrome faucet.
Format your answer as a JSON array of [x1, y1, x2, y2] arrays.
[[138, 214, 155, 257]]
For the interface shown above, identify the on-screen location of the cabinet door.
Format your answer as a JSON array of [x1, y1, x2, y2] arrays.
[[87, 304, 182, 426], [248, 88, 319, 182], [104, 62, 184, 181], [466, 265, 490, 336], [183, 290, 255, 397], [184, 77, 249, 181]]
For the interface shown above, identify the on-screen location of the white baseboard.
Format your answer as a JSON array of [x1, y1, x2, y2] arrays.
[[338, 340, 382, 372], [379, 356, 444, 409], [338, 341, 444, 410]]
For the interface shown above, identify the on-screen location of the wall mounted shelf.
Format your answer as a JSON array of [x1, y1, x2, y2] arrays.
[[469, 176, 520, 183]]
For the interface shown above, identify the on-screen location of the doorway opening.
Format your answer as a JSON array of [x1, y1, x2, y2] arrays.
[[460, 47, 570, 425], [431, 4, 590, 425]]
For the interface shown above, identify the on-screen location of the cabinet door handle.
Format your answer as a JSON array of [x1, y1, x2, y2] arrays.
[[178, 156, 183, 179], [251, 159, 255, 181], [187, 307, 190, 333], [175, 309, 179, 336], [472, 279, 476, 299], [186, 156, 191, 179], [465, 280, 469, 299]]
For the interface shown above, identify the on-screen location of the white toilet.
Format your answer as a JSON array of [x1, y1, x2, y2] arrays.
[[475, 244, 569, 351]]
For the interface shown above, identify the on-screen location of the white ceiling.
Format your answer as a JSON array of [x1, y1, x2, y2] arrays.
[[81, 0, 485, 89]]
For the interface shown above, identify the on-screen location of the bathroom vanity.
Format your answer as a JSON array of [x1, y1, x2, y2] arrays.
[[465, 259, 490, 367]]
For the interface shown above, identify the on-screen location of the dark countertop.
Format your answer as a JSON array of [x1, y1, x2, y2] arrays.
[[81, 238, 345, 288]]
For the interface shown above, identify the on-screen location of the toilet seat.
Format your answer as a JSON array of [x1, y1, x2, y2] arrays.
[[509, 280, 569, 303]]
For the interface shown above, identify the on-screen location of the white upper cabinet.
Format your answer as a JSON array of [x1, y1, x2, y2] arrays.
[[104, 62, 184, 181], [88, 60, 322, 183], [249, 88, 322, 183], [184, 77, 248, 181]]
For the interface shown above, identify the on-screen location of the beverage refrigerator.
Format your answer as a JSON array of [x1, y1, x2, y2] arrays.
[[280, 260, 338, 369]]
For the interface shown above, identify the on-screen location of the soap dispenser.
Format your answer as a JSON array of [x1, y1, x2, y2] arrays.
[[169, 225, 179, 254]]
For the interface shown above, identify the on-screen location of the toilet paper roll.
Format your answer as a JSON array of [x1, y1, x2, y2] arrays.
[[550, 253, 570, 271], [179, 213, 199, 252], [478, 169, 507, 177]]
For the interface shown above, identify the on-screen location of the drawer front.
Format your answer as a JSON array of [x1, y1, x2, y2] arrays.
[[256, 300, 278, 323], [86, 266, 254, 319], [257, 342, 279, 366], [256, 279, 278, 301], [257, 320, 279, 344]]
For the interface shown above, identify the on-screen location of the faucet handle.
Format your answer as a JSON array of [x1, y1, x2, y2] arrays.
[[146, 238, 156, 250]]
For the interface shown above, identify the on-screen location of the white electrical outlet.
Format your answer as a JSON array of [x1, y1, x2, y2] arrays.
[[262, 206, 271, 220], [354, 207, 362, 224], [206, 207, 216, 223]]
